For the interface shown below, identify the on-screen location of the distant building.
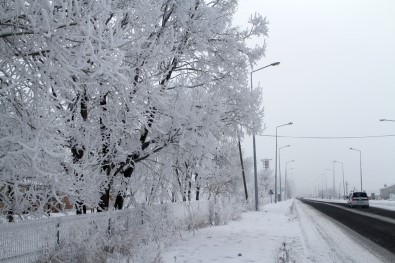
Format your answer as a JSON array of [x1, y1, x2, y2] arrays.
[[380, 184, 395, 200]]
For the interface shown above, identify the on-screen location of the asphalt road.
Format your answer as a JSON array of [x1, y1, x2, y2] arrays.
[[300, 199, 395, 255]]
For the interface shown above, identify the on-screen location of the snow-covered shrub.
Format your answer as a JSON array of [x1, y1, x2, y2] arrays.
[[165, 201, 210, 232], [209, 194, 244, 226], [37, 206, 177, 263]]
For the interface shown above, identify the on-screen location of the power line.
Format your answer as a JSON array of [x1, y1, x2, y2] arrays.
[[257, 134, 395, 139]]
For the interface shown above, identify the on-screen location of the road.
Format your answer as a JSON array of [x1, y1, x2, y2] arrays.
[[300, 198, 395, 257]]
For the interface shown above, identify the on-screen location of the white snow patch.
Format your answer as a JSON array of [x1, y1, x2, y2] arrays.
[[163, 199, 394, 262]]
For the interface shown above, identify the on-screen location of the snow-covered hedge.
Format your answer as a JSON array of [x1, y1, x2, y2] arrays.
[[0, 201, 210, 263]]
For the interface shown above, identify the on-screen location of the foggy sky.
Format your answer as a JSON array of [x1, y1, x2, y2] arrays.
[[234, 0, 395, 196]]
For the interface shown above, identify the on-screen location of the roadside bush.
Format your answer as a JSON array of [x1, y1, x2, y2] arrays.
[[38, 206, 177, 263], [209, 194, 244, 226]]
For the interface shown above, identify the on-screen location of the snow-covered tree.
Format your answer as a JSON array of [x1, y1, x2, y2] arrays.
[[259, 167, 274, 205], [0, 0, 268, 219]]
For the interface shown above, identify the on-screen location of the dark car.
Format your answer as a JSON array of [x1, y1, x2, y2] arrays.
[[347, 191, 369, 208]]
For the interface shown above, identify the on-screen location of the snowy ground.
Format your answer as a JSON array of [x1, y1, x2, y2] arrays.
[[163, 199, 395, 263], [370, 200, 395, 211]]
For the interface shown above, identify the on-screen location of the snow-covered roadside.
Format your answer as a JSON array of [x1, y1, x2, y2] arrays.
[[370, 200, 395, 211], [163, 200, 299, 262], [163, 199, 394, 262]]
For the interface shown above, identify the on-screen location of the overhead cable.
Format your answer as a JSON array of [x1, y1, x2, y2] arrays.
[[257, 134, 395, 139]]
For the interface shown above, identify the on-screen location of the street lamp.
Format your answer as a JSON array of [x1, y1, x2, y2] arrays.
[[285, 160, 295, 200], [331, 161, 336, 199], [380, 119, 395, 122], [320, 173, 327, 198], [278, 145, 291, 201], [334, 161, 345, 199], [251, 62, 280, 211], [325, 169, 333, 198], [274, 122, 293, 203], [350, 147, 363, 191], [316, 177, 321, 198]]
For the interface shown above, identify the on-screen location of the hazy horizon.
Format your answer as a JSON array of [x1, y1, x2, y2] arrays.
[[234, 0, 395, 197]]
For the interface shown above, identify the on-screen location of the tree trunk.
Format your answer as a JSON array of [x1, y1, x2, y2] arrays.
[[195, 173, 200, 201], [188, 179, 192, 201], [98, 93, 112, 211], [72, 91, 89, 214], [98, 166, 111, 212], [238, 138, 248, 200], [6, 185, 14, 222]]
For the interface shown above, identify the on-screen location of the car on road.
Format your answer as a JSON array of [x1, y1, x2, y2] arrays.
[[347, 191, 369, 208]]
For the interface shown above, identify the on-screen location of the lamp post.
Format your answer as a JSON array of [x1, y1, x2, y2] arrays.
[[325, 168, 333, 198], [331, 161, 336, 199], [285, 160, 295, 200], [350, 147, 363, 191], [380, 119, 395, 122], [334, 161, 345, 199], [251, 62, 280, 211], [286, 170, 294, 198], [320, 176, 325, 198], [285, 168, 294, 200], [320, 173, 327, 199], [274, 122, 293, 203], [278, 145, 291, 201]]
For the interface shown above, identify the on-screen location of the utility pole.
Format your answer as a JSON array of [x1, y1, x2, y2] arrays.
[[274, 122, 293, 202], [278, 145, 290, 202], [339, 182, 341, 199], [350, 147, 363, 192], [346, 181, 349, 196], [238, 137, 248, 200], [332, 162, 335, 199]]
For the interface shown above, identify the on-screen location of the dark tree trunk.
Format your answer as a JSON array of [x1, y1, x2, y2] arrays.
[[174, 164, 185, 202], [176, 171, 187, 202], [184, 162, 192, 201], [75, 203, 87, 214], [97, 164, 111, 212], [98, 93, 115, 211], [187, 178, 192, 201], [6, 185, 14, 222], [72, 91, 89, 214], [114, 195, 124, 210], [195, 173, 200, 201], [98, 187, 110, 212], [238, 138, 248, 200], [114, 166, 134, 209]]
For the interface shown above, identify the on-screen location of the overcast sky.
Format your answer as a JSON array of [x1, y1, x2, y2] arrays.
[[234, 0, 395, 197]]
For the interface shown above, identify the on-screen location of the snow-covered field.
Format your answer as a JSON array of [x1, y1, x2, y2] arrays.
[[368, 200, 395, 211], [163, 199, 395, 262]]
